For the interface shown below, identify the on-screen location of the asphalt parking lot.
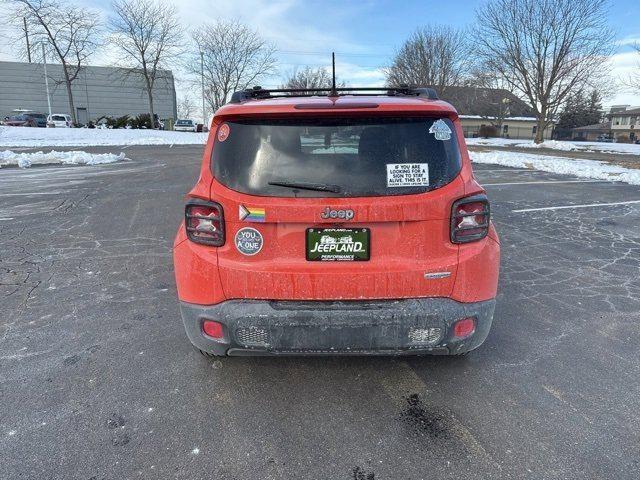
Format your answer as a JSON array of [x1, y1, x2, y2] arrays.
[[1, 145, 639, 479]]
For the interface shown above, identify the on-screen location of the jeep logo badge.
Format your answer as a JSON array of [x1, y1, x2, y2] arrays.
[[320, 207, 354, 221]]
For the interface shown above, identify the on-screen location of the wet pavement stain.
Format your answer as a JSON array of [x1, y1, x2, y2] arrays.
[[106, 414, 125, 430], [120, 321, 133, 331], [352, 466, 375, 480], [106, 414, 130, 446], [62, 354, 81, 366], [400, 393, 453, 440], [110, 433, 130, 446]]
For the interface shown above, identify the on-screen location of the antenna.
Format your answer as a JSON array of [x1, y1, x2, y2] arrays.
[[331, 52, 337, 96]]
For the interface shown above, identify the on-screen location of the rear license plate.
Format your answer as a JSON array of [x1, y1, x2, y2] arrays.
[[306, 228, 370, 261]]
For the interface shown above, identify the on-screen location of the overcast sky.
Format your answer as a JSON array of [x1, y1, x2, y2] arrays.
[[1, 0, 639, 107]]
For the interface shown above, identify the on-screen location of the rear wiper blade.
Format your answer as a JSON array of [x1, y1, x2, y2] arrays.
[[268, 181, 342, 193]]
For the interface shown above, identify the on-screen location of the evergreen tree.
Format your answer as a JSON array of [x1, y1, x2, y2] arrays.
[[585, 90, 603, 126], [557, 89, 603, 129]]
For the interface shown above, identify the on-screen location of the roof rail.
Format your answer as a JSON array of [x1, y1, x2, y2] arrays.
[[229, 85, 438, 103]]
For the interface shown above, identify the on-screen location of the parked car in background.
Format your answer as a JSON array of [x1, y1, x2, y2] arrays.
[[25, 112, 47, 127], [174, 119, 197, 132], [596, 134, 615, 143], [47, 114, 73, 128], [3, 112, 47, 127]]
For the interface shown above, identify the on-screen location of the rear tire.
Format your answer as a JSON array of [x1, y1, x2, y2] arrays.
[[193, 346, 226, 358], [196, 348, 226, 358]]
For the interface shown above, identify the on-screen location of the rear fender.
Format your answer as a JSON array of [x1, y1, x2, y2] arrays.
[[173, 232, 226, 305], [451, 235, 500, 303]]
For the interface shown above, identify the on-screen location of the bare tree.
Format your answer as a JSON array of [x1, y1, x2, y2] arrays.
[[282, 66, 330, 91], [624, 43, 640, 95], [385, 25, 470, 94], [109, 0, 182, 129], [177, 95, 196, 119], [189, 20, 277, 112], [475, 0, 614, 143], [467, 69, 519, 129], [8, 0, 101, 124], [281, 66, 346, 94]]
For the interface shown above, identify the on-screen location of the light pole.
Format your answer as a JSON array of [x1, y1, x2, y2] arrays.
[[24, 17, 32, 63], [41, 43, 52, 119], [200, 51, 206, 127]]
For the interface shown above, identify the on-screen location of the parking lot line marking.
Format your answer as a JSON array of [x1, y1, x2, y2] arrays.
[[0, 192, 61, 196], [513, 200, 640, 213], [484, 180, 606, 186]]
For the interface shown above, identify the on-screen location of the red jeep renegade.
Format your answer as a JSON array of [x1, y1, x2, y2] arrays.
[[173, 86, 500, 356]]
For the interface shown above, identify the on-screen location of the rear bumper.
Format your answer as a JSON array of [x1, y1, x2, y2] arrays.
[[179, 298, 495, 356]]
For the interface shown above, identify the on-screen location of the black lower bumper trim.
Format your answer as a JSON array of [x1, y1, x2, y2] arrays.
[[180, 297, 495, 357], [226, 347, 451, 356]]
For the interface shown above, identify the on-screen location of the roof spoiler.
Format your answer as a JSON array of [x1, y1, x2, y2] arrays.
[[229, 85, 439, 103]]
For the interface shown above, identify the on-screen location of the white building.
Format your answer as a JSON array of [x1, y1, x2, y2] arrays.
[[0, 61, 177, 124], [609, 106, 640, 142]]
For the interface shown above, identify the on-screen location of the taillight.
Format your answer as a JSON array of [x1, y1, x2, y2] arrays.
[[451, 194, 490, 244], [185, 200, 225, 246], [452, 317, 476, 339], [202, 320, 224, 339]]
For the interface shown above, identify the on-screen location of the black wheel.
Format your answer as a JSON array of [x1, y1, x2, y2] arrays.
[[193, 346, 226, 358]]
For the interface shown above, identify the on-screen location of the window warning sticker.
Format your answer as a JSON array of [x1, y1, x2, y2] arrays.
[[386, 163, 429, 188]]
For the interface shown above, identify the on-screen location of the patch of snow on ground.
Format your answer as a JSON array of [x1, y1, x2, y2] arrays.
[[0, 126, 208, 147], [515, 140, 579, 151], [465, 138, 521, 147], [470, 150, 640, 186], [583, 142, 640, 155], [466, 137, 640, 155], [0, 150, 125, 168]]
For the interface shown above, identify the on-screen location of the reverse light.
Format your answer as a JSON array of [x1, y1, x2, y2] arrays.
[[185, 200, 225, 246], [452, 317, 476, 339], [451, 194, 490, 243], [202, 320, 224, 339], [408, 327, 443, 345]]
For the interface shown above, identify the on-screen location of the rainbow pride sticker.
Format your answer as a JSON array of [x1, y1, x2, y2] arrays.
[[239, 205, 266, 222]]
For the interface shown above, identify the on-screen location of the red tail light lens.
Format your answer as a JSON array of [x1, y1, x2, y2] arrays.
[[452, 317, 476, 339], [202, 320, 224, 339], [185, 201, 225, 246], [451, 194, 490, 243]]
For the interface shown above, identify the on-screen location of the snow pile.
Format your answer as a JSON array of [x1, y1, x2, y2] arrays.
[[515, 140, 579, 151], [466, 138, 521, 147], [0, 150, 126, 168], [470, 150, 640, 185], [466, 137, 640, 155], [0, 126, 208, 147]]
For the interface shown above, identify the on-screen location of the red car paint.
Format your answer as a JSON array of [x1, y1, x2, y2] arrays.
[[173, 93, 500, 356]]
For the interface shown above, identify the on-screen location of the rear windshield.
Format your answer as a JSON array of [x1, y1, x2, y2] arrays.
[[29, 114, 46, 119], [51, 115, 66, 121], [212, 117, 462, 197], [176, 120, 192, 125]]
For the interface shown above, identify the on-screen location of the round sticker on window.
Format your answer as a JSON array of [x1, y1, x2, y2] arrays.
[[235, 227, 263, 256], [217, 123, 230, 142]]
